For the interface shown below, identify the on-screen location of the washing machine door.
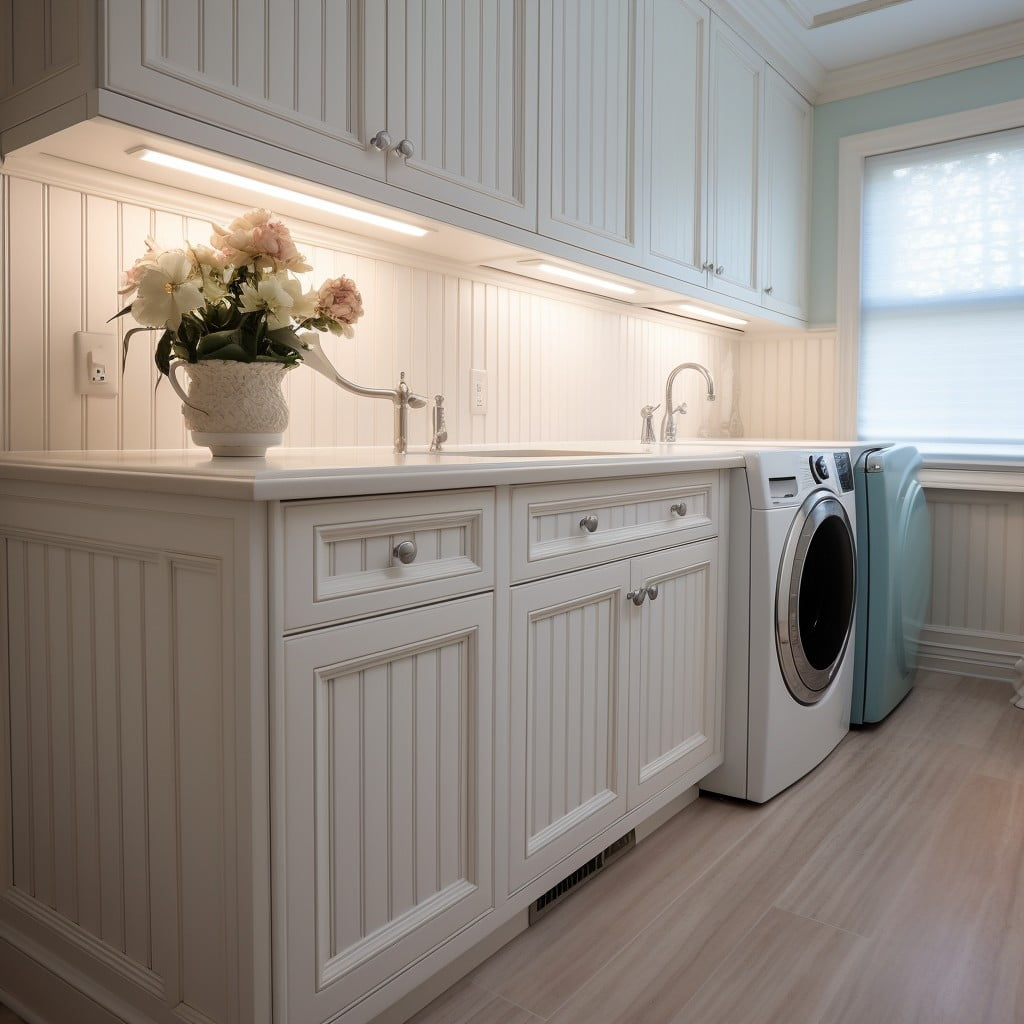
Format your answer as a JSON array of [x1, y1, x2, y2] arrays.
[[776, 491, 857, 705]]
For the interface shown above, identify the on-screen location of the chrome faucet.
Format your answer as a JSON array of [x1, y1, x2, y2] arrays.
[[294, 332, 431, 454], [660, 362, 716, 443]]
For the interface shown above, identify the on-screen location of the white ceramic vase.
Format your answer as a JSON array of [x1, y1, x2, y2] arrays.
[[168, 360, 290, 457]]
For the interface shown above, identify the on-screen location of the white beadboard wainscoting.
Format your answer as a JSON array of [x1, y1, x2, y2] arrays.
[[737, 331, 1024, 692], [0, 167, 742, 455]]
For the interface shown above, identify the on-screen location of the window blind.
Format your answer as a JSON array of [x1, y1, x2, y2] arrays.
[[858, 127, 1024, 445]]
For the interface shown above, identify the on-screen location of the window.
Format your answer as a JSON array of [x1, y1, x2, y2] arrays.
[[857, 127, 1024, 445]]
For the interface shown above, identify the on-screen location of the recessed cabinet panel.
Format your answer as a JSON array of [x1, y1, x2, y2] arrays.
[[628, 538, 723, 808], [386, 0, 538, 227], [761, 67, 811, 319], [282, 596, 494, 1024], [106, 0, 387, 178], [508, 564, 630, 893], [539, 0, 640, 260], [707, 17, 762, 304], [643, 0, 709, 283]]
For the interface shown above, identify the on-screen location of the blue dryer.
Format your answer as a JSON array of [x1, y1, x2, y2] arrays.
[[851, 444, 932, 724]]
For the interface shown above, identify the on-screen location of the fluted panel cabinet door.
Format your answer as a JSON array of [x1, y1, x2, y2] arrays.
[[642, 0, 710, 284], [281, 595, 494, 1024], [760, 67, 811, 320], [538, 0, 641, 262], [707, 16, 762, 304], [628, 538, 722, 808], [508, 563, 630, 894], [386, 0, 538, 228], [104, 0, 387, 179]]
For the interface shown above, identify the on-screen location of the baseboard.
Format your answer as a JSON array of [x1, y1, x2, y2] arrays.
[[917, 626, 1024, 703]]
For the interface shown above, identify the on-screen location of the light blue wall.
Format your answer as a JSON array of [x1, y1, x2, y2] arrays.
[[809, 56, 1024, 327]]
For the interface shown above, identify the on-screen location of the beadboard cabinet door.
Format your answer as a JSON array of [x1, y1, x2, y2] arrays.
[[280, 595, 494, 1024], [642, 0, 710, 285], [760, 66, 811, 320], [508, 562, 631, 894], [105, 0, 388, 180], [386, 0, 539, 228], [706, 17, 762, 305], [627, 538, 723, 808], [538, 0, 642, 262]]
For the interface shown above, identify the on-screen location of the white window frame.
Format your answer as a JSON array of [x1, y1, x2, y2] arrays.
[[835, 97, 1024, 439]]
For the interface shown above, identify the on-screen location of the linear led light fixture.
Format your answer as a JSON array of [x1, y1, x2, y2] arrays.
[[677, 303, 748, 327], [532, 262, 638, 296], [129, 147, 430, 238]]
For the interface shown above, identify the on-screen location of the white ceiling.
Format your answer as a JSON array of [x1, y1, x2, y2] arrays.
[[770, 0, 1024, 71]]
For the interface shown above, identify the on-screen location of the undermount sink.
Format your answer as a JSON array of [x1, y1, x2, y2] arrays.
[[436, 447, 640, 458]]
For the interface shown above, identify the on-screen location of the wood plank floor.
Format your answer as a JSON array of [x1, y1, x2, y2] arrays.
[[1, 672, 1021, 1024], [409, 671, 1024, 1024]]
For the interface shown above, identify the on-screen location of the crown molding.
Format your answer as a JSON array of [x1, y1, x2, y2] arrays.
[[707, 0, 826, 102], [817, 17, 1024, 103]]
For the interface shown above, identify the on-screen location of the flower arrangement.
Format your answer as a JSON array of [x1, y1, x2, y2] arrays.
[[114, 208, 364, 377]]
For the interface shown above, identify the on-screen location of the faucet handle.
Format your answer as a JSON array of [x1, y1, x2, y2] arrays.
[[640, 403, 660, 444], [430, 395, 448, 451]]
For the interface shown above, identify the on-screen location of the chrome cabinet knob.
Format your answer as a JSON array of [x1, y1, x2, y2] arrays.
[[701, 260, 714, 272], [715, 265, 724, 276], [579, 515, 599, 533], [396, 138, 415, 158], [393, 540, 417, 564], [764, 285, 774, 295], [670, 502, 687, 517], [369, 129, 392, 151], [646, 584, 659, 601], [627, 588, 648, 606]]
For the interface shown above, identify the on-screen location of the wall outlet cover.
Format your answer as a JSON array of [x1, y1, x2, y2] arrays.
[[470, 368, 487, 415], [74, 332, 118, 398]]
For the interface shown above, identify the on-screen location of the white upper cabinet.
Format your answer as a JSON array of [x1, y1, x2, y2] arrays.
[[105, 0, 387, 179], [104, 1, 538, 229], [706, 17, 763, 305], [760, 66, 812, 319], [642, 0, 710, 285], [538, 0, 642, 262]]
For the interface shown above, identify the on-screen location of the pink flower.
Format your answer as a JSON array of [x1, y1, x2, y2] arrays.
[[210, 208, 312, 273], [118, 236, 163, 295], [316, 276, 364, 337]]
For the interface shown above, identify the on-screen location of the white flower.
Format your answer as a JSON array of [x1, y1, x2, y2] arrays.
[[130, 250, 205, 330], [239, 275, 318, 330]]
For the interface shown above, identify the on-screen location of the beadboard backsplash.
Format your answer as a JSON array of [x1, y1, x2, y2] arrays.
[[0, 168, 743, 453]]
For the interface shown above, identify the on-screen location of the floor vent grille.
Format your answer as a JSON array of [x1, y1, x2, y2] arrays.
[[528, 829, 636, 925]]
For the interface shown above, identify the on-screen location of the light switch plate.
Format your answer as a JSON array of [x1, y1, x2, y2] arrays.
[[470, 368, 487, 415], [74, 332, 118, 397]]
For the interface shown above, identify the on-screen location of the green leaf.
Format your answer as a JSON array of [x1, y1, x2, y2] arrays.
[[155, 331, 174, 376], [238, 311, 265, 361], [197, 328, 245, 359], [199, 343, 251, 361], [107, 303, 134, 323], [121, 326, 155, 373]]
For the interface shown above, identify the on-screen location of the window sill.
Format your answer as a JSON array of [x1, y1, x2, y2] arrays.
[[919, 447, 1024, 493]]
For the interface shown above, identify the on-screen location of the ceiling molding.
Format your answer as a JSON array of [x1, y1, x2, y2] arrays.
[[817, 16, 1024, 102]]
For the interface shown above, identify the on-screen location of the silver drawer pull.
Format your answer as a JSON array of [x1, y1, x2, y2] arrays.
[[627, 589, 648, 606], [393, 540, 418, 565], [670, 502, 688, 518], [579, 515, 599, 533], [646, 584, 659, 601]]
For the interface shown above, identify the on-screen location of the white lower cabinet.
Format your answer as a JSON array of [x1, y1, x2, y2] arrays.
[[508, 490, 724, 895], [281, 596, 494, 1024]]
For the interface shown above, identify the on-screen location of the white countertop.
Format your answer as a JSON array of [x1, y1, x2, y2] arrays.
[[0, 443, 747, 501]]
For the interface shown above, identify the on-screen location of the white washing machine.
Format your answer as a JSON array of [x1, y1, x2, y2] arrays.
[[702, 449, 858, 803]]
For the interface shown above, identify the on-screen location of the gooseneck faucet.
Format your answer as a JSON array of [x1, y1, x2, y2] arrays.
[[294, 333, 431, 454], [660, 362, 716, 442]]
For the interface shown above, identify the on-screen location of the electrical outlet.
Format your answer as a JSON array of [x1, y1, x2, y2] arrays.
[[470, 368, 487, 415], [74, 332, 118, 397]]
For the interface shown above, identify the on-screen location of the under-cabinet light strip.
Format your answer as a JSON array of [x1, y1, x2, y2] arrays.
[[677, 303, 748, 327], [534, 263, 638, 295], [130, 147, 430, 238]]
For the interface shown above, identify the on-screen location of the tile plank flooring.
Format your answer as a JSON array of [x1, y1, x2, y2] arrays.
[[1, 672, 1021, 1024], [411, 671, 1024, 1024]]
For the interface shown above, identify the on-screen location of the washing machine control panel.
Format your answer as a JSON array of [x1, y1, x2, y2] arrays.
[[833, 451, 855, 492], [809, 454, 831, 482]]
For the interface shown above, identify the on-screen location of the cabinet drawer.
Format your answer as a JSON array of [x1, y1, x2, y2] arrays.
[[282, 489, 495, 631], [510, 473, 719, 582]]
